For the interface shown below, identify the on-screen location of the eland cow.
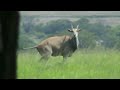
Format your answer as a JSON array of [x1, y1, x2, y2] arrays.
[[23, 25, 81, 62]]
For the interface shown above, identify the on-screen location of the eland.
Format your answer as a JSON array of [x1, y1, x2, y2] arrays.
[[23, 25, 81, 62]]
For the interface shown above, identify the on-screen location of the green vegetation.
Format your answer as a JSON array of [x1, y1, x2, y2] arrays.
[[19, 16, 120, 50], [17, 49, 120, 79], [18, 15, 120, 79]]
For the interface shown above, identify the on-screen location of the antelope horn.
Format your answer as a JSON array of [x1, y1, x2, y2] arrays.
[[76, 25, 79, 29], [71, 24, 74, 29]]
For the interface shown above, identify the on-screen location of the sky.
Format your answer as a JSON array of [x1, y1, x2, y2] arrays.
[[20, 11, 120, 16]]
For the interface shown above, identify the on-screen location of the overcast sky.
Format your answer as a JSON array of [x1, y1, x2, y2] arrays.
[[20, 11, 120, 16]]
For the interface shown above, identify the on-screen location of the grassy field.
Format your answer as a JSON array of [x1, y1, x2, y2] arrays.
[[17, 49, 120, 79]]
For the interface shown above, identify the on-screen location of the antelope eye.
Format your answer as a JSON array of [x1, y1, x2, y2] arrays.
[[68, 29, 73, 32]]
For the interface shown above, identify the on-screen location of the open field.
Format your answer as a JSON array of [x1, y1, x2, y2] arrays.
[[17, 49, 120, 79]]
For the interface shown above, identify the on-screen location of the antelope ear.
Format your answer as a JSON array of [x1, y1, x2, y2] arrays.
[[77, 29, 81, 32], [68, 29, 73, 32]]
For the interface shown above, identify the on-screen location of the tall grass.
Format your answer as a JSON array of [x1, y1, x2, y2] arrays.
[[17, 49, 120, 79]]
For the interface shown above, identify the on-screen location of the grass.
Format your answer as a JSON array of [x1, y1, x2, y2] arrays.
[[17, 49, 120, 79]]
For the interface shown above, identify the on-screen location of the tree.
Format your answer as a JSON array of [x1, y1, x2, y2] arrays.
[[41, 19, 72, 34], [74, 17, 90, 30], [78, 30, 97, 49]]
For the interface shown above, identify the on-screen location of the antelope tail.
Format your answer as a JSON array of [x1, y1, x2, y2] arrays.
[[22, 46, 37, 50]]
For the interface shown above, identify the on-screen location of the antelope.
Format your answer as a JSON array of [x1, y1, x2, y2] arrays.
[[23, 25, 81, 62]]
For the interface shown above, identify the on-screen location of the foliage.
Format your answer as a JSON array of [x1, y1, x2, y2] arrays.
[[79, 30, 96, 48], [19, 16, 120, 50], [18, 49, 120, 79]]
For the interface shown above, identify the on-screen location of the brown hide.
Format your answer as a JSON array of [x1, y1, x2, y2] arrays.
[[36, 35, 77, 60]]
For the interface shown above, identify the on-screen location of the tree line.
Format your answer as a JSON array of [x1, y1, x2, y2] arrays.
[[19, 16, 120, 50]]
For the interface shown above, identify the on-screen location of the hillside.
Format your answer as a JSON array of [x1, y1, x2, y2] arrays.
[[20, 11, 120, 16], [21, 16, 120, 26]]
